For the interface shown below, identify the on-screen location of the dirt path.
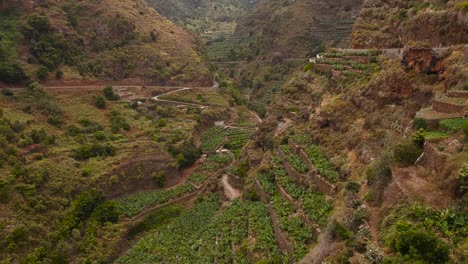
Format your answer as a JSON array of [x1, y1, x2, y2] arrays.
[[299, 230, 335, 264], [359, 182, 380, 243], [221, 174, 241, 200]]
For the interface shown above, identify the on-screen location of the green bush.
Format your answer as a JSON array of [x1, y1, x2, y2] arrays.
[[413, 118, 427, 130], [345, 181, 361, 193], [91, 200, 119, 225], [36, 66, 49, 80], [1, 88, 14, 96], [393, 140, 423, 165], [459, 163, 468, 194], [74, 143, 116, 160], [152, 171, 166, 188], [55, 190, 103, 238], [103, 86, 119, 101], [0, 63, 27, 83], [412, 128, 425, 147], [387, 221, 450, 263], [109, 111, 130, 133], [55, 69, 63, 79], [23, 14, 50, 37], [94, 96, 106, 109]]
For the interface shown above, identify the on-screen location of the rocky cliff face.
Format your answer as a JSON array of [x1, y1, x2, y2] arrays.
[[352, 0, 468, 48]]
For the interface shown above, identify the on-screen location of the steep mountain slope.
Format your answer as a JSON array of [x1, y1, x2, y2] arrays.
[[145, 0, 258, 61], [352, 0, 468, 48], [146, 0, 256, 32], [0, 0, 211, 86], [229, 0, 363, 59]]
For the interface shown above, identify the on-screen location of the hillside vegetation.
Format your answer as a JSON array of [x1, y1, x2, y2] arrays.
[[352, 0, 468, 48], [0, 0, 210, 86], [0, 1, 467, 264]]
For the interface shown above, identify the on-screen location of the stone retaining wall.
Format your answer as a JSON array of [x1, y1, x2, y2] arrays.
[[432, 99, 465, 114], [448, 90, 468, 99]]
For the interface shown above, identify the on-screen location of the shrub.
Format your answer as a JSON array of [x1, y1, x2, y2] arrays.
[[152, 171, 166, 188], [413, 118, 427, 130], [332, 221, 352, 241], [412, 128, 425, 147], [103, 86, 119, 101], [1, 88, 14, 96], [94, 96, 106, 109], [459, 163, 468, 194], [30, 128, 47, 144], [36, 66, 49, 80], [92, 200, 119, 225], [393, 140, 423, 165], [0, 63, 27, 83], [74, 143, 116, 160], [55, 70, 63, 79], [23, 14, 50, 37], [55, 190, 103, 238], [387, 221, 450, 263], [109, 111, 130, 133], [345, 181, 361, 193], [47, 115, 62, 127]]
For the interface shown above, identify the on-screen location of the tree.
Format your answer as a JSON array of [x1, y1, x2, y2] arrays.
[[92, 200, 119, 225], [389, 221, 450, 263], [94, 96, 106, 109]]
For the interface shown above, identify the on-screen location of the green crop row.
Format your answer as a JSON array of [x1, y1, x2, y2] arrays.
[[271, 195, 314, 260], [225, 128, 251, 150], [115, 183, 196, 218], [118, 198, 283, 263], [200, 126, 225, 153], [304, 145, 340, 183], [280, 145, 309, 173]]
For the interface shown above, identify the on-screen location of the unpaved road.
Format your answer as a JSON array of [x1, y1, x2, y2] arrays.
[[221, 174, 240, 200]]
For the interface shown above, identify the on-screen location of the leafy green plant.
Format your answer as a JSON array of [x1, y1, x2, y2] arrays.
[[0, 63, 26, 83], [103, 86, 119, 101], [74, 143, 116, 160], [304, 145, 340, 183], [386, 221, 450, 263], [280, 145, 308, 173], [459, 163, 468, 194], [152, 171, 166, 188], [94, 96, 106, 109], [439, 118, 468, 132], [36, 66, 49, 80]]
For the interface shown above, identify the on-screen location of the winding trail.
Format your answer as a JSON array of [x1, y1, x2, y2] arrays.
[[221, 174, 240, 200]]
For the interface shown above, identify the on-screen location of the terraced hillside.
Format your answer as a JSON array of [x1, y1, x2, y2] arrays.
[[352, 0, 468, 48], [228, 0, 363, 59]]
